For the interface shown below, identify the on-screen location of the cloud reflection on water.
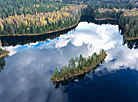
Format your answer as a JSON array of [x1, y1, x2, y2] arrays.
[[5, 22, 138, 74], [1, 22, 138, 102]]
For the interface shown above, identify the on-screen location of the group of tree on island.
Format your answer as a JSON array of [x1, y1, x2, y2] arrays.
[[51, 49, 107, 82]]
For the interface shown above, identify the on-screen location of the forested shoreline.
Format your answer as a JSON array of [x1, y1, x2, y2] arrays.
[[80, 0, 138, 40], [1, 0, 138, 39], [0, 20, 79, 36]]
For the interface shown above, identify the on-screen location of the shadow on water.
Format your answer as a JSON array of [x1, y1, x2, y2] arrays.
[[0, 57, 6, 73], [80, 15, 119, 25], [0, 25, 77, 46], [54, 68, 97, 93]]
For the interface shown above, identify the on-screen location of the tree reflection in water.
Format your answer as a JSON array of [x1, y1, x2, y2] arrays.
[[123, 38, 138, 49], [55, 68, 96, 93], [0, 57, 5, 73], [80, 16, 138, 50], [0, 25, 77, 46], [53, 68, 96, 92], [80, 15, 118, 25], [0, 15, 118, 47]]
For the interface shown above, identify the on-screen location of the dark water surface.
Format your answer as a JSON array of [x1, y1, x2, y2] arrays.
[[0, 22, 138, 102]]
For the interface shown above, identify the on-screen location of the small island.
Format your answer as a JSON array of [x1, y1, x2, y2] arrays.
[[0, 40, 9, 58], [51, 49, 107, 82], [0, 49, 9, 58]]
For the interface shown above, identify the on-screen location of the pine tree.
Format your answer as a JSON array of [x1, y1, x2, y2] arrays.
[[69, 58, 76, 69], [54, 67, 59, 77]]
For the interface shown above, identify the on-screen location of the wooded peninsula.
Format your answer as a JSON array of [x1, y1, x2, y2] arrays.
[[81, 0, 138, 40], [51, 49, 107, 82]]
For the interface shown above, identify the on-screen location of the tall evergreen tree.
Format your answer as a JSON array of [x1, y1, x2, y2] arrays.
[[9, 25, 15, 34]]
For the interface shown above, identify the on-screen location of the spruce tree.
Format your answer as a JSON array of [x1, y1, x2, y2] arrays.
[[9, 25, 15, 34], [31, 26, 36, 34]]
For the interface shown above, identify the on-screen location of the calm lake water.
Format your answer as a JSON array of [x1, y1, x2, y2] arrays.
[[0, 22, 138, 102]]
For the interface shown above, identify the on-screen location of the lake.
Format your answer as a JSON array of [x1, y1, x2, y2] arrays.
[[0, 22, 138, 102]]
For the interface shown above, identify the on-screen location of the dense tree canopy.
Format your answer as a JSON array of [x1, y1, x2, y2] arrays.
[[0, 0, 86, 35]]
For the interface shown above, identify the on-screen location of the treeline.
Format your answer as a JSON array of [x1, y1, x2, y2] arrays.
[[95, 10, 123, 19], [0, 18, 78, 35], [82, 6, 123, 19], [55, 0, 131, 6], [51, 49, 107, 82]]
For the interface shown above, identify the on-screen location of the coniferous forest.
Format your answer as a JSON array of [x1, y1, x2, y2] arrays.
[[1, 0, 138, 40], [0, 0, 86, 35], [1, 1, 138, 100]]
